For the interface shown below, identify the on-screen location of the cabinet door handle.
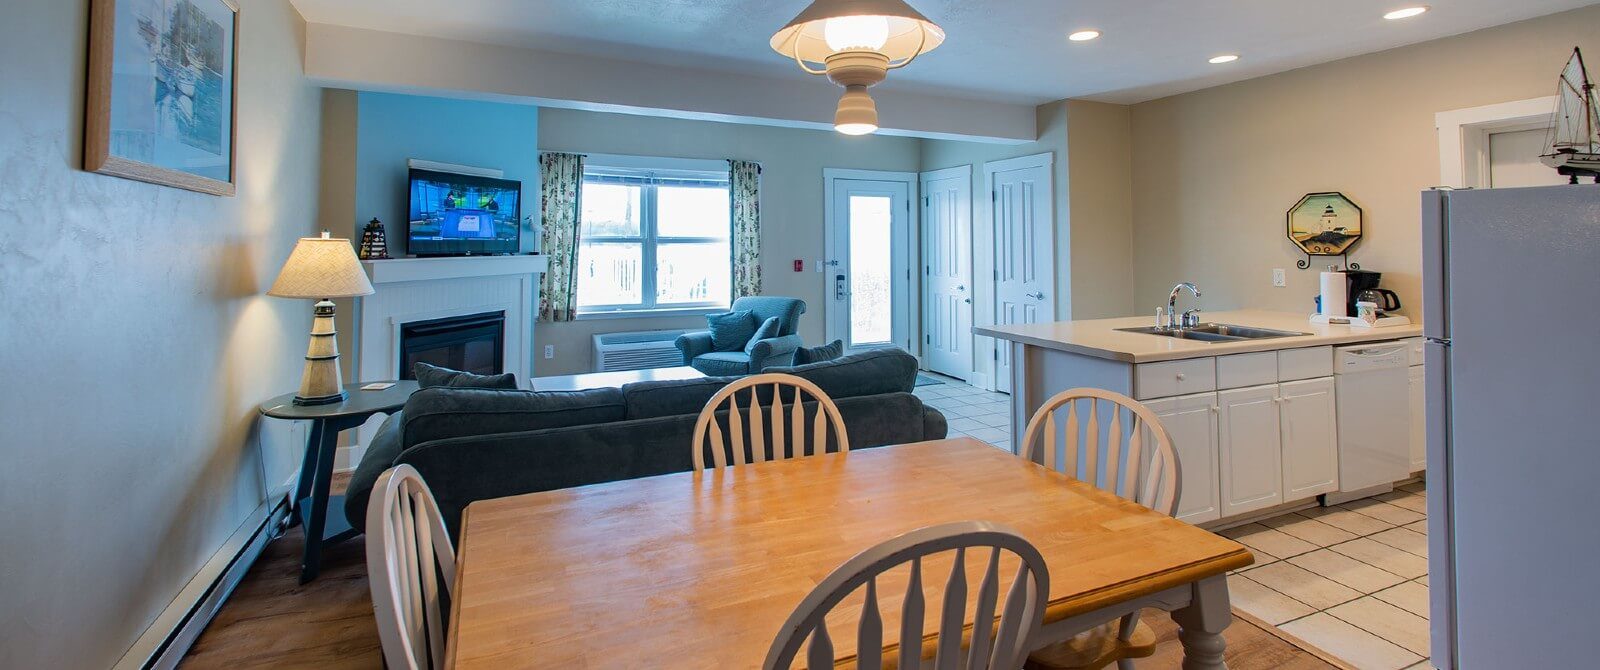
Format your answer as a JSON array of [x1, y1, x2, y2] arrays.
[[1176, 373, 1187, 381]]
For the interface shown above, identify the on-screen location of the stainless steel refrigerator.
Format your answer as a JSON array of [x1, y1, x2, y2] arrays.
[[1421, 184, 1600, 668]]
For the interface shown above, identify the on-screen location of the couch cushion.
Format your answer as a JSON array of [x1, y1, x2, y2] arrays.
[[731, 296, 806, 337], [793, 339, 845, 365], [621, 375, 739, 420], [744, 316, 782, 354], [413, 361, 518, 390], [707, 310, 757, 351], [400, 386, 626, 448], [693, 351, 752, 377], [773, 348, 918, 399]]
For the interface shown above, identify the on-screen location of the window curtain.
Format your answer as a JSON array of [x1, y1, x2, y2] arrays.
[[729, 159, 762, 299], [538, 152, 585, 322]]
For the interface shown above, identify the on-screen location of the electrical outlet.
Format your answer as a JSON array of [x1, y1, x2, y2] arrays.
[[1272, 268, 1287, 287], [543, 345, 554, 359]]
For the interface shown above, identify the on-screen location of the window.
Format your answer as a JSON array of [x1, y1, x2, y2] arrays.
[[576, 166, 732, 314]]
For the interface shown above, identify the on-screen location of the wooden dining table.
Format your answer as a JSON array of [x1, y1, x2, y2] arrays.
[[443, 438, 1254, 669]]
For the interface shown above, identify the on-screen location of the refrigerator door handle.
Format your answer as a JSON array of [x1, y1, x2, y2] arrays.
[[1426, 337, 1451, 347]]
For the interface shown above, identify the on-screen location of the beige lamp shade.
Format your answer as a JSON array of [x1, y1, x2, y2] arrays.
[[770, 0, 945, 68], [267, 233, 375, 299]]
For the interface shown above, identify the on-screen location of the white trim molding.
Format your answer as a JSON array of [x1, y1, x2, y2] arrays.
[[1436, 96, 1557, 188]]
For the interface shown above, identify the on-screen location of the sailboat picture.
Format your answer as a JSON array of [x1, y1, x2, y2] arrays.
[[1540, 47, 1600, 183]]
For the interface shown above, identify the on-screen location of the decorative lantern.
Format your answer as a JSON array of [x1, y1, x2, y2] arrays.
[[358, 217, 390, 260]]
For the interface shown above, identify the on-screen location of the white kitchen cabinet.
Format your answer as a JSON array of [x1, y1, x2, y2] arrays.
[[1218, 384, 1284, 518], [1279, 377, 1339, 501], [1143, 392, 1221, 524], [1409, 364, 1426, 473]]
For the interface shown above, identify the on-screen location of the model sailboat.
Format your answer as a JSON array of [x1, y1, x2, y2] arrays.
[[1541, 48, 1600, 183]]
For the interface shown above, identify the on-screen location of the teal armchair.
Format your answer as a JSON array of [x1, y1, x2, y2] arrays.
[[676, 297, 807, 376]]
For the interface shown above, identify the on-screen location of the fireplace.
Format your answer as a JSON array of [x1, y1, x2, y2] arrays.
[[398, 311, 505, 379]]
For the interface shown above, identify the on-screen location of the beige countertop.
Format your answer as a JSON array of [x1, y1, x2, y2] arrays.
[[974, 309, 1425, 363]]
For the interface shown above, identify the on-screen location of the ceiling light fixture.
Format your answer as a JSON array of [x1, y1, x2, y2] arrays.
[[771, 0, 945, 136], [1209, 54, 1240, 64], [1384, 6, 1429, 20], [1068, 30, 1101, 42]]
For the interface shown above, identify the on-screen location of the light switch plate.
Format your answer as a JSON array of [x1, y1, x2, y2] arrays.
[[1272, 268, 1287, 287], [543, 345, 555, 359]]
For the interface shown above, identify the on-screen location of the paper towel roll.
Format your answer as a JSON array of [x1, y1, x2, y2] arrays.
[[1319, 271, 1348, 317]]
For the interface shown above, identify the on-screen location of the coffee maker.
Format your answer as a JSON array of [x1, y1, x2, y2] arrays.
[[1343, 269, 1401, 315]]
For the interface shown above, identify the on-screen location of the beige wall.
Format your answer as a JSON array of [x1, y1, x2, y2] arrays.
[[1129, 5, 1600, 317], [0, 0, 323, 668], [1065, 101, 1135, 320], [534, 108, 923, 376]]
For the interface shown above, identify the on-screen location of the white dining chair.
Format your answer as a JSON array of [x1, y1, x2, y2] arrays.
[[365, 464, 456, 670], [764, 521, 1050, 670], [1017, 388, 1182, 670], [691, 373, 850, 471]]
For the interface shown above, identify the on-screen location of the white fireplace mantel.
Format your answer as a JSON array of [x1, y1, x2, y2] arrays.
[[342, 254, 549, 469], [362, 255, 549, 285]]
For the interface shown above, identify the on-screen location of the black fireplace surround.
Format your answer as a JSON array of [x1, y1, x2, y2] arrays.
[[398, 311, 505, 380]]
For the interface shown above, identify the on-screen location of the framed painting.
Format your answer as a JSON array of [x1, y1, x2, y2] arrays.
[[85, 0, 239, 196], [1286, 191, 1362, 267]]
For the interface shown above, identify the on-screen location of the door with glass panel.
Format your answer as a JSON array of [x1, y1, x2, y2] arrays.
[[825, 174, 911, 351], [575, 167, 732, 316]]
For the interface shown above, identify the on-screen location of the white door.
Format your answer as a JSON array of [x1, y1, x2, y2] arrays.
[[1218, 384, 1283, 518], [1279, 377, 1339, 502], [1408, 365, 1426, 473], [987, 154, 1055, 394], [1489, 128, 1569, 187], [1144, 392, 1221, 524], [920, 166, 972, 379], [825, 172, 912, 351]]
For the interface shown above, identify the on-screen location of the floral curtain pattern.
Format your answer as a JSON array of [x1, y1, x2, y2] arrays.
[[729, 159, 762, 300], [538, 152, 585, 322]]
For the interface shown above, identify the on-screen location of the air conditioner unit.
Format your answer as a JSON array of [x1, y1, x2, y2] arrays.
[[592, 330, 687, 372]]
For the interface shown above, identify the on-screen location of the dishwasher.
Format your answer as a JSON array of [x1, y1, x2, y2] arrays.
[[1329, 341, 1411, 502]]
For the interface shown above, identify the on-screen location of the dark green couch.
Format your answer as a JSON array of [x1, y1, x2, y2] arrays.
[[344, 349, 946, 538]]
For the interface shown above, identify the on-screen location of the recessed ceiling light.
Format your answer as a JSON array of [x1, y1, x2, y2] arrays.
[[1209, 54, 1239, 64], [1384, 6, 1429, 20], [1068, 30, 1101, 42]]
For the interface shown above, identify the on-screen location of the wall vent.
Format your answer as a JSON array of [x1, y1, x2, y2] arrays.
[[592, 330, 687, 372]]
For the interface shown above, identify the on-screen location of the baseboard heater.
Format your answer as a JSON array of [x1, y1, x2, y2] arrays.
[[592, 329, 687, 372], [112, 497, 291, 670]]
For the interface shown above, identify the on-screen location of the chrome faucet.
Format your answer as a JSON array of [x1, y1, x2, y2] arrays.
[[1167, 283, 1201, 329]]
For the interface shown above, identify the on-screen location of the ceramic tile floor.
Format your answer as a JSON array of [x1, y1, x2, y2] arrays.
[[1224, 481, 1432, 670], [911, 372, 1013, 450]]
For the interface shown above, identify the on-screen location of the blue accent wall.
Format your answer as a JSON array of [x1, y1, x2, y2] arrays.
[[355, 92, 539, 254]]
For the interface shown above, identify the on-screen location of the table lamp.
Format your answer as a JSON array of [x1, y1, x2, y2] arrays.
[[268, 232, 375, 405]]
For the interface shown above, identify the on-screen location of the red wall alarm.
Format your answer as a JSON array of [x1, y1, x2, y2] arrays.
[[793, 259, 804, 272]]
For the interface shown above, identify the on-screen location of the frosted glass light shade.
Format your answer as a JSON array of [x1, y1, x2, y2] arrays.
[[268, 234, 375, 299], [771, 0, 944, 67], [824, 15, 890, 51]]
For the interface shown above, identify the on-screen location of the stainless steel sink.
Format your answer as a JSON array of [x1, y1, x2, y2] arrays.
[[1115, 323, 1309, 342]]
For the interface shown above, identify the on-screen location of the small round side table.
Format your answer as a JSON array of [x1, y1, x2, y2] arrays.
[[260, 380, 419, 583]]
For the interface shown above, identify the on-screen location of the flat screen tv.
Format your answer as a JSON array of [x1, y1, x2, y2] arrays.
[[407, 168, 521, 256]]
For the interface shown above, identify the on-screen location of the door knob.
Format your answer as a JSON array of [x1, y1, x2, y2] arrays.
[[1026, 291, 1045, 300], [957, 285, 966, 291], [964, 298, 972, 304]]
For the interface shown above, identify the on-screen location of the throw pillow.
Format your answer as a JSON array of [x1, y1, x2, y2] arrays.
[[744, 316, 783, 354], [706, 310, 757, 352], [793, 339, 845, 365], [412, 361, 519, 390]]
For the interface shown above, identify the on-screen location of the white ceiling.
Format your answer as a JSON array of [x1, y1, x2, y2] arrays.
[[290, 0, 1598, 105]]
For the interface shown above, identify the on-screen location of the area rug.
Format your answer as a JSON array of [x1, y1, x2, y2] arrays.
[[914, 373, 944, 387]]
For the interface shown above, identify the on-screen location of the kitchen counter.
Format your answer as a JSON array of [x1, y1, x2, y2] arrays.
[[975, 309, 1423, 364]]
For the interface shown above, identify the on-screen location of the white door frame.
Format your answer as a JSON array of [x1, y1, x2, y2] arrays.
[[822, 168, 919, 353], [977, 152, 1056, 393], [1436, 96, 1556, 188], [918, 164, 973, 381]]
